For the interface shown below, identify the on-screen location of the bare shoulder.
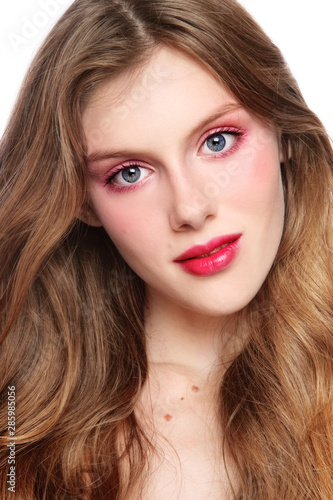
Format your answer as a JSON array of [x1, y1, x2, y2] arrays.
[[134, 363, 237, 499]]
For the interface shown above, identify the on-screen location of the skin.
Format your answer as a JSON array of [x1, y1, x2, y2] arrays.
[[82, 46, 285, 370], [82, 46, 285, 497]]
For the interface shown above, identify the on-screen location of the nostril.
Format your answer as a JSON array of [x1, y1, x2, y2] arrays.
[[169, 198, 216, 231]]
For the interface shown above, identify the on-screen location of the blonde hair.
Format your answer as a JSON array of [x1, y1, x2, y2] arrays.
[[1, 0, 333, 498]]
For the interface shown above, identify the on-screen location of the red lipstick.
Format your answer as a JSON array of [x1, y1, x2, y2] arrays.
[[174, 233, 242, 277]]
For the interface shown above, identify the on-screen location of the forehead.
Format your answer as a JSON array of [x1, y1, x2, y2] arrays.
[[83, 46, 236, 115], [82, 47, 240, 156]]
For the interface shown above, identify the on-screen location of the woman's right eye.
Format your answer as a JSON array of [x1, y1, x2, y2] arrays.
[[105, 163, 152, 190]]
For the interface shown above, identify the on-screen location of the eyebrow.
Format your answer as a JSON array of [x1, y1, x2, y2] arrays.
[[85, 102, 243, 165]]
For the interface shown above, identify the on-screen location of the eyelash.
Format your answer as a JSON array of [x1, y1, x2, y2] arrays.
[[200, 126, 244, 158], [104, 126, 244, 192], [104, 161, 150, 193]]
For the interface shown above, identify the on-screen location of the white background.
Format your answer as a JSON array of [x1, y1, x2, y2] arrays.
[[1, 0, 332, 138]]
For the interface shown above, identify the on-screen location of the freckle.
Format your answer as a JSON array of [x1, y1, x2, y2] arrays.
[[191, 385, 200, 393], [164, 414, 172, 421], [180, 397, 185, 401]]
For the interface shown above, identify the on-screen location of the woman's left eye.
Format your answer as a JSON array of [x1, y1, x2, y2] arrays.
[[201, 131, 240, 155]]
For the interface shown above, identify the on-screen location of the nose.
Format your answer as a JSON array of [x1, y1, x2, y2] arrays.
[[168, 171, 217, 231]]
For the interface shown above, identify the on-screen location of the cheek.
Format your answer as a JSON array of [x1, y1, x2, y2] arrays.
[[226, 144, 283, 213], [94, 197, 157, 262]]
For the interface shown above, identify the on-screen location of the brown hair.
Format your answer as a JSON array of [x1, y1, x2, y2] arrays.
[[1, 0, 333, 498]]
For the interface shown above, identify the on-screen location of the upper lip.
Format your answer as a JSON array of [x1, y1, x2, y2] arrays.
[[174, 233, 242, 261]]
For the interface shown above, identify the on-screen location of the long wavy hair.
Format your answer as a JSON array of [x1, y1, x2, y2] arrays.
[[1, 0, 333, 498]]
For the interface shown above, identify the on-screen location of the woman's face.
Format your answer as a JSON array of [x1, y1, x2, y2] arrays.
[[82, 47, 285, 318]]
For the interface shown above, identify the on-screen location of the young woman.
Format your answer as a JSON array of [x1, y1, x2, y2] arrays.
[[1, 0, 332, 498]]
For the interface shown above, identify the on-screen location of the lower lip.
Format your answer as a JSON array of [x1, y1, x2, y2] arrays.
[[175, 236, 242, 277]]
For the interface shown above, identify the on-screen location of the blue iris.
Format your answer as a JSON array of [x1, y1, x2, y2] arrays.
[[122, 166, 141, 183], [206, 134, 226, 152]]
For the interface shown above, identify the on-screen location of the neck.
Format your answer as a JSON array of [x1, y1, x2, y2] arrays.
[[144, 288, 241, 377]]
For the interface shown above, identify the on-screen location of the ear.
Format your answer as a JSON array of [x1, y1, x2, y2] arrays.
[[278, 133, 291, 163], [279, 144, 285, 164], [77, 202, 103, 227]]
